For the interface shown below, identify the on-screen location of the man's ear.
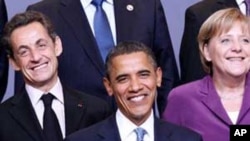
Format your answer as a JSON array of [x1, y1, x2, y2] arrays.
[[103, 77, 114, 96], [9, 57, 21, 71], [54, 36, 63, 56], [156, 67, 162, 87]]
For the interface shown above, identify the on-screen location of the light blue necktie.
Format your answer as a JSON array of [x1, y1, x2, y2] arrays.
[[92, 0, 114, 61], [134, 128, 146, 141]]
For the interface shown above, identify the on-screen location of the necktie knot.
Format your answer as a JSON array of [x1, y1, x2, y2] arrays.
[[92, 0, 104, 7], [41, 93, 54, 107], [134, 127, 146, 141]]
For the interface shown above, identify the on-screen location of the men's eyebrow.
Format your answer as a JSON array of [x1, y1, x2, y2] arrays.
[[115, 69, 151, 80], [17, 45, 29, 51], [138, 69, 151, 74], [36, 38, 47, 45]]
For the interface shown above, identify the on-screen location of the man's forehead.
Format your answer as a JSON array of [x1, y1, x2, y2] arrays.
[[112, 52, 147, 61]]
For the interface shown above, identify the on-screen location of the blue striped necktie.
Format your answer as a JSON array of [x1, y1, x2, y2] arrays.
[[92, 0, 114, 61], [134, 127, 146, 141]]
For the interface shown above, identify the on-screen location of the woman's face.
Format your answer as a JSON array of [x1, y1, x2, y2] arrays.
[[203, 22, 250, 78]]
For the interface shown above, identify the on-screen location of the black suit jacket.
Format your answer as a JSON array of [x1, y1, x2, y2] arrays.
[[65, 114, 202, 141], [0, 0, 8, 102], [26, 0, 179, 114], [179, 0, 239, 84], [0, 85, 112, 141]]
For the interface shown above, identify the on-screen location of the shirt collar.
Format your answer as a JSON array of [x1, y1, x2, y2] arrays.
[[116, 109, 154, 140], [26, 77, 64, 105], [81, 0, 113, 8], [236, 0, 245, 5]]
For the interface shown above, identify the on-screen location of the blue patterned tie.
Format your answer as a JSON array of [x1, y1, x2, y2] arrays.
[[134, 128, 146, 141], [92, 0, 114, 61]]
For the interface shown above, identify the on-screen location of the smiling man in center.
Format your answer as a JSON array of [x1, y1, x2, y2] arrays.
[[65, 41, 202, 141]]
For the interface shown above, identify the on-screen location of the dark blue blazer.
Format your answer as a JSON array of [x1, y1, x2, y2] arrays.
[[0, 85, 112, 141], [179, 0, 239, 84], [0, 0, 8, 102], [65, 114, 202, 141], [26, 0, 179, 114]]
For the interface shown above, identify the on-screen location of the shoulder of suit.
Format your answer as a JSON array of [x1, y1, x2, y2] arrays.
[[187, 0, 218, 13], [28, 0, 60, 10]]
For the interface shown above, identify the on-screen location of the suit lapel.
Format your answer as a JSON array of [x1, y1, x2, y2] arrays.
[[96, 115, 121, 141], [114, 0, 137, 42], [59, 0, 105, 75], [200, 76, 232, 125], [9, 91, 44, 141], [154, 118, 173, 141], [238, 73, 250, 122], [217, 0, 239, 8], [63, 86, 86, 135]]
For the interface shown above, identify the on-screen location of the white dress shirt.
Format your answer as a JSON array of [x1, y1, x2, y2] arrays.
[[237, 0, 247, 15], [80, 0, 117, 45], [26, 78, 65, 138], [116, 109, 155, 141], [228, 111, 240, 124]]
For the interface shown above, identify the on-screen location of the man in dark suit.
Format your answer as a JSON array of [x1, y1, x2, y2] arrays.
[[65, 41, 202, 141], [0, 11, 111, 141], [179, 0, 239, 84], [0, 0, 8, 102], [26, 0, 179, 115]]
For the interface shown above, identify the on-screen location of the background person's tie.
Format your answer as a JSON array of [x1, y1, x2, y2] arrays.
[[245, 0, 250, 15], [92, 0, 114, 61], [41, 93, 63, 141], [134, 127, 146, 141]]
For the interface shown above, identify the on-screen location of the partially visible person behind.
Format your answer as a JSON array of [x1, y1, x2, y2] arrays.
[[26, 0, 179, 115], [0, 11, 111, 141], [179, 0, 239, 84], [163, 8, 250, 141], [0, 0, 8, 102], [65, 41, 202, 141]]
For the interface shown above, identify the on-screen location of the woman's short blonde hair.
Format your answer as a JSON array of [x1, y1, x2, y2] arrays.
[[198, 8, 250, 74]]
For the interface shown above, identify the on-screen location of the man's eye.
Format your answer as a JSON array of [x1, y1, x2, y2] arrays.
[[117, 77, 127, 83], [38, 44, 47, 49], [18, 49, 29, 57], [140, 73, 150, 78]]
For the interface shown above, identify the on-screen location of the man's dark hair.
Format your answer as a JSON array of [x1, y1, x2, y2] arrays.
[[105, 41, 158, 79], [1, 10, 57, 59]]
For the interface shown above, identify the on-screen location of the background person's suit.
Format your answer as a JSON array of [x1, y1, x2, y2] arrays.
[[179, 0, 239, 84], [0, 0, 8, 102], [65, 115, 202, 141], [26, 0, 179, 114], [0, 86, 112, 141]]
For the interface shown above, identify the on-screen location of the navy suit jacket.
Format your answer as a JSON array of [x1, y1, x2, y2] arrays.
[[0, 0, 8, 102], [0, 85, 112, 141], [65, 114, 202, 141], [26, 0, 179, 114], [179, 0, 238, 84]]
